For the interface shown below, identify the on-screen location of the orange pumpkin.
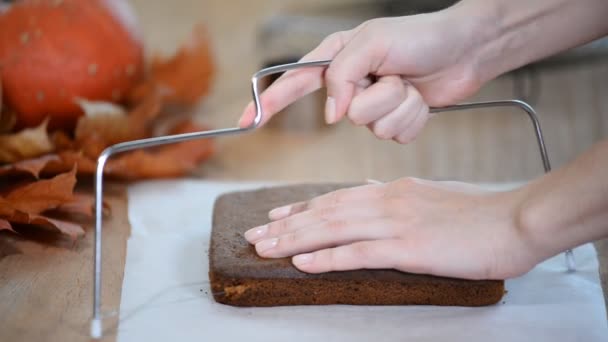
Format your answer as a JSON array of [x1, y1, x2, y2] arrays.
[[0, 0, 144, 129]]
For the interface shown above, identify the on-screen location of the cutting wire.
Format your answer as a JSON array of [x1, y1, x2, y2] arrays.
[[90, 59, 575, 338]]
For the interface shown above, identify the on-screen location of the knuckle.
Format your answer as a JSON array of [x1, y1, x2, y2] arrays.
[[348, 111, 369, 126], [326, 219, 348, 234], [386, 75, 405, 88], [359, 18, 383, 33], [379, 196, 401, 216], [267, 219, 288, 236], [324, 248, 338, 271], [323, 30, 347, 48], [315, 205, 337, 220], [352, 243, 373, 260], [286, 229, 302, 245], [324, 64, 342, 84], [392, 177, 418, 192], [347, 102, 368, 126]]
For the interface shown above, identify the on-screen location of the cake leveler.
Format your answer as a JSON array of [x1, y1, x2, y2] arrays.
[[90, 59, 575, 338]]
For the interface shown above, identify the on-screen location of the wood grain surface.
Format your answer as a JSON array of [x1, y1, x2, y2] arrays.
[[0, 187, 128, 342]]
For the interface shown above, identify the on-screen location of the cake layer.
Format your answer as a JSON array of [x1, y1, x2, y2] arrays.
[[209, 184, 505, 307]]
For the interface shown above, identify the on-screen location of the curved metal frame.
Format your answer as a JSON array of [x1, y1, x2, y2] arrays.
[[90, 59, 574, 338]]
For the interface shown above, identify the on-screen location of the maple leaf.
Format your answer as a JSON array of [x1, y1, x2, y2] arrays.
[[1, 211, 85, 240], [0, 218, 14, 232], [5, 167, 76, 214], [105, 120, 214, 179], [128, 25, 214, 106], [53, 151, 97, 175], [0, 154, 61, 178], [0, 118, 54, 163], [0, 168, 85, 239], [27, 216, 84, 239], [53, 193, 110, 218], [74, 94, 162, 159]]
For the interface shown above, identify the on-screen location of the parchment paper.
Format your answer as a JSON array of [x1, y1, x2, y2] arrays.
[[117, 180, 608, 342]]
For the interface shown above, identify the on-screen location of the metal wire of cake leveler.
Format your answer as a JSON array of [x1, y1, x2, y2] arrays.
[[90, 59, 576, 338]]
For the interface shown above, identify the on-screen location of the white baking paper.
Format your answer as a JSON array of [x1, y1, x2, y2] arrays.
[[117, 180, 608, 342]]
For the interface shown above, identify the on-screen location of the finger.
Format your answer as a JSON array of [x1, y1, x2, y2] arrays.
[[292, 240, 420, 273], [246, 201, 388, 244], [416, 179, 490, 194], [367, 83, 425, 140], [392, 100, 430, 144], [353, 76, 374, 97], [255, 219, 395, 258], [347, 75, 406, 126], [238, 31, 355, 127], [267, 183, 387, 221], [324, 25, 386, 124]]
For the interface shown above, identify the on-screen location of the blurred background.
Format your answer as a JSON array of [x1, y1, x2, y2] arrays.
[[131, 0, 608, 184]]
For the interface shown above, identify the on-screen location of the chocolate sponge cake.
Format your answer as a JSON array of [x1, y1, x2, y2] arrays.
[[209, 184, 505, 307]]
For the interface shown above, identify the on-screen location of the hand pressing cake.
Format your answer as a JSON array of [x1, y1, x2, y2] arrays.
[[209, 184, 505, 307]]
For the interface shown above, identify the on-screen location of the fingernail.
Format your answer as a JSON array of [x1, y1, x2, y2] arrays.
[[255, 238, 278, 254], [244, 225, 267, 243], [325, 97, 336, 124], [293, 253, 314, 266], [268, 205, 291, 220]]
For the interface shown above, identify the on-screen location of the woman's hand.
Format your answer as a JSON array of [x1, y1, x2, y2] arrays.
[[244, 178, 543, 280], [238, 8, 487, 143]]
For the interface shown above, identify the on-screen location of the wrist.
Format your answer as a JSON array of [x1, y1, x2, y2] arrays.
[[512, 184, 558, 264], [439, 0, 503, 87], [515, 177, 590, 263]]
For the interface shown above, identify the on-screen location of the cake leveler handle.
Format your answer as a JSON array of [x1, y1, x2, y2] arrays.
[[90, 59, 574, 339]]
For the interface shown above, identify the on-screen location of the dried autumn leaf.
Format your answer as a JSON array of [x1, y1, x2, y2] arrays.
[[53, 193, 110, 218], [51, 130, 75, 151], [0, 218, 14, 232], [58, 151, 97, 174], [28, 216, 84, 239], [4, 167, 76, 214], [0, 168, 85, 239], [0, 118, 53, 163], [73, 99, 131, 158], [74, 94, 162, 158], [128, 91, 164, 126], [129, 25, 214, 106], [39, 150, 97, 176], [1, 211, 84, 239], [105, 120, 214, 179], [0, 154, 60, 178], [0, 198, 14, 217], [76, 98, 128, 117]]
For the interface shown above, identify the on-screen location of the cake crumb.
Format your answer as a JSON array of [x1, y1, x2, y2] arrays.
[[224, 284, 249, 298]]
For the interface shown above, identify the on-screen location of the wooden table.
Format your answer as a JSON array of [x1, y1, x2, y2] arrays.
[[1, 1, 607, 341]]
